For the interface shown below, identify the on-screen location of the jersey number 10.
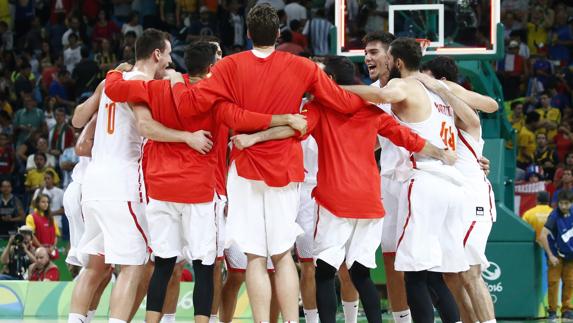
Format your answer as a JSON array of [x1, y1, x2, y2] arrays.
[[105, 102, 116, 134], [440, 121, 456, 151]]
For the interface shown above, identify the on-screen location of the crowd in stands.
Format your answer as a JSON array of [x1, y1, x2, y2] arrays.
[[502, 0, 573, 208]]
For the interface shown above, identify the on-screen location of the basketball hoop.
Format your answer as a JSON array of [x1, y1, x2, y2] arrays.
[[416, 38, 431, 56]]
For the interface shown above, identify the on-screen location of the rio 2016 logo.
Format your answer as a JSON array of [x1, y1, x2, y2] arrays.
[[482, 261, 502, 303]]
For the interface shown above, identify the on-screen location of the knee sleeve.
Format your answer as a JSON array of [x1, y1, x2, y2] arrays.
[[404, 271, 435, 323], [147, 256, 177, 312], [192, 260, 214, 317], [349, 262, 382, 323], [427, 272, 459, 323], [315, 260, 337, 323]]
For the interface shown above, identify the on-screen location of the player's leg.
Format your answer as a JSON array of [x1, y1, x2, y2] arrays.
[[313, 206, 353, 323], [100, 201, 150, 322], [426, 272, 460, 323], [460, 220, 495, 322], [144, 199, 187, 323], [225, 162, 272, 321], [346, 218, 384, 323], [210, 259, 224, 322], [68, 255, 110, 323], [220, 258, 246, 323], [381, 178, 411, 323], [130, 260, 154, 321], [296, 189, 319, 322], [246, 254, 273, 322], [181, 200, 217, 323], [338, 263, 359, 323], [262, 179, 302, 322], [69, 201, 110, 323], [299, 261, 318, 322], [160, 261, 184, 323], [442, 273, 475, 323], [269, 271, 281, 323], [211, 195, 227, 322], [460, 265, 495, 322], [85, 267, 113, 323], [383, 254, 411, 322]]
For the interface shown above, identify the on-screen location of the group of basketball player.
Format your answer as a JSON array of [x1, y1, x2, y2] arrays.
[[62, 3, 500, 323]]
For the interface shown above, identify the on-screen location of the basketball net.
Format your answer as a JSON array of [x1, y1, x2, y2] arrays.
[[416, 38, 431, 56]]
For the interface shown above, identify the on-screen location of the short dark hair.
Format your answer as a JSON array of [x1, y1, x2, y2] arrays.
[[510, 101, 524, 109], [185, 42, 217, 76], [247, 4, 280, 47], [362, 31, 396, 50], [135, 28, 170, 60], [389, 38, 422, 71], [537, 191, 549, 204], [81, 47, 90, 58], [281, 30, 293, 43], [323, 56, 356, 86], [525, 111, 540, 125], [557, 189, 573, 203], [125, 31, 137, 39], [35, 152, 47, 161], [290, 19, 301, 31], [421, 56, 458, 82]]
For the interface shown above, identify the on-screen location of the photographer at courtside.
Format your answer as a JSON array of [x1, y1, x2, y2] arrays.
[[0, 226, 36, 280]]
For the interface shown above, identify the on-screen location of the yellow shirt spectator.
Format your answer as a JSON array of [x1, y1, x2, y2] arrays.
[[527, 22, 548, 56], [536, 105, 561, 141], [522, 203, 553, 240], [509, 111, 525, 132], [177, 0, 198, 14], [518, 126, 537, 165], [25, 167, 60, 190]]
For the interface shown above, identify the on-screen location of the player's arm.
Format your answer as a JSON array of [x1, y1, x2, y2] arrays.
[[306, 62, 364, 114], [232, 104, 320, 149], [72, 81, 103, 128], [132, 105, 214, 154], [104, 70, 151, 104], [343, 79, 408, 105], [444, 80, 498, 113], [170, 65, 233, 118], [75, 113, 97, 157], [416, 75, 481, 133], [214, 101, 307, 134], [377, 111, 456, 165]]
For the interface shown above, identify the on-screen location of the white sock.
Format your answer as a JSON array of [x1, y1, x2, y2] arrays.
[[160, 313, 176, 323], [85, 310, 96, 323], [342, 300, 359, 323], [208, 314, 218, 323], [109, 319, 126, 323], [392, 309, 412, 323], [303, 308, 319, 323], [68, 313, 87, 323], [482, 320, 497, 323]]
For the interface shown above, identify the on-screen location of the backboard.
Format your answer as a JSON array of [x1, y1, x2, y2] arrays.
[[334, 0, 501, 58]]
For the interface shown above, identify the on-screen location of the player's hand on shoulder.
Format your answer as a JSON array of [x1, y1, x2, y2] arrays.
[[184, 130, 213, 154], [114, 62, 133, 72], [231, 134, 257, 150], [288, 114, 307, 136], [412, 73, 445, 93], [165, 68, 182, 80], [440, 148, 457, 166]]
